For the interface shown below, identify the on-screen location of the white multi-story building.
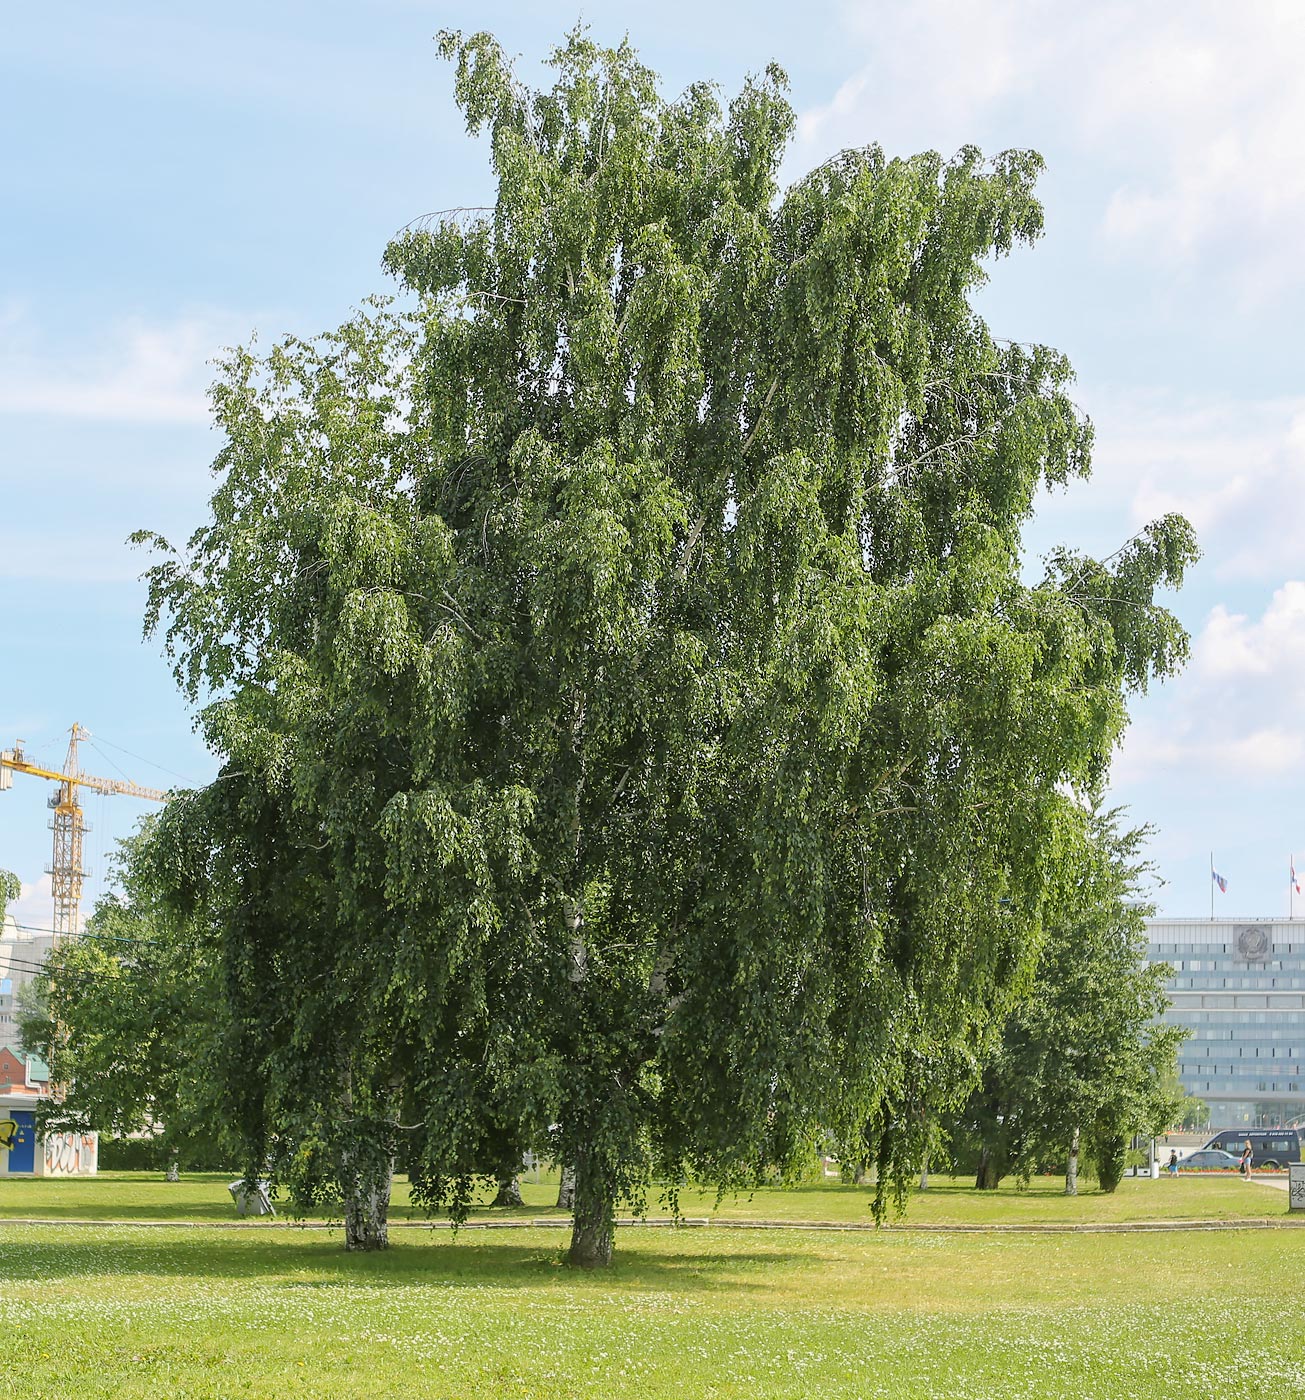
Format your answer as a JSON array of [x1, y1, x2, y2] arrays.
[[0, 916, 97, 1177], [1146, 916, 1305, 1127], [0, 914, 54, 1049]]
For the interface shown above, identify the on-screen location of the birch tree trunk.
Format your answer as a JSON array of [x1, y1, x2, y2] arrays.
[[493, 1173, 524, 1207], [337, 1063, 394, 1250], [556, 1164, 576, 1211], [341, 1156, 393, 1251], [1065, 1124, 1080, 1196], [975, 1146, 1001, 1190], [567, 1145, 614, 1269]]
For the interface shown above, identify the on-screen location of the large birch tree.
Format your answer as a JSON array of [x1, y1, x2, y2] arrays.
[[137, 29, 1195, 1265]]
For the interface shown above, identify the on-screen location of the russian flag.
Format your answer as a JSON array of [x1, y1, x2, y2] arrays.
[[1212, 870, 1228, 893]]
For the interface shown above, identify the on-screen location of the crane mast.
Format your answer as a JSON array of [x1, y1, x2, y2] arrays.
[[0, 723, 169, 940]]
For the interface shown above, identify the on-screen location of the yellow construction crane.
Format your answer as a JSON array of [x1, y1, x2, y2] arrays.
[[0, 723, 168, 940]]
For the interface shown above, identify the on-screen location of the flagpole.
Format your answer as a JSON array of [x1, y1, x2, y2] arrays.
[[1210, 851, 1215, 921]]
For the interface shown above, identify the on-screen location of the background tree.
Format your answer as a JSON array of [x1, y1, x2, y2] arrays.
[[1176, 1093, 1211, 1132], [1, 868, 21, 1056], [957, 806, 1184, 1192], [138, 309, 447, 1250], [18, 826, 239, 1176], [0, 869, 18, 924], [138, 29, 1196, 1265]]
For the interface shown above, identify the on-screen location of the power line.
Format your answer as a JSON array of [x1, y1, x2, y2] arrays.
[[1, 956, 59, 976], [4, 944, 168, 975], [0, 955, 124, 984], [7, 921, 163, 948]]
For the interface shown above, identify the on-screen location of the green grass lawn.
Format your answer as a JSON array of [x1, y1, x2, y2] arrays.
[[0, 1167, 1287, 1226], [2, 1219, 1302, 1398]]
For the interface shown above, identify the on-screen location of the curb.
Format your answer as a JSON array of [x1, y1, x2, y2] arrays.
[[1, 1214, 1303, 1234]]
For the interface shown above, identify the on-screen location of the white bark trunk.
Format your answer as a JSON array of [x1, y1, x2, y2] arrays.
[[343, 1167, 392, 1251], [1065, 1124, 1080, 1196], [556, 1164, 576, 1211], [337, 1062, 395, 1250], [493, 1174, 524, 1207]]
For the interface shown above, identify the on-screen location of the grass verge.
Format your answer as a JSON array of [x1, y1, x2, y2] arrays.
[[1, 1221, 1302, 1398]]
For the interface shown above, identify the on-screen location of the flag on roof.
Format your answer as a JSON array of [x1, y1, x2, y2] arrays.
[[1293, 861, 1301, 895], [1212, 869, 1228, 893]]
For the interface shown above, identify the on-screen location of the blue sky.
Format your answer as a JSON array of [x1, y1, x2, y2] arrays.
[[2, 1, 1303, 927]]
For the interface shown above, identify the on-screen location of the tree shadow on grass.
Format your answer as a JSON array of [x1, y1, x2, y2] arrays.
[[0, 1229, 807, 1293]]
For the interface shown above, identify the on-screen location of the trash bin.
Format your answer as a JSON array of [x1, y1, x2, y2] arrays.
[[228, 1180, 276, 1217], [1150, 1162, 1160, 1180]]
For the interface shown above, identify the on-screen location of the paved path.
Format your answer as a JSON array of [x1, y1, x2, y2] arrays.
[[1, 1212, 1303, 1233]]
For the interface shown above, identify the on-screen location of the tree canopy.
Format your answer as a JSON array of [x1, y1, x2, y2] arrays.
[[19, 827, 238, 1173], [136, 28, 1196, 1264], [0, 869, 18, 925]]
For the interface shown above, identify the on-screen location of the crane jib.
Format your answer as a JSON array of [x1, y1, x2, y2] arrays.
[[0, 723, 170, 938]]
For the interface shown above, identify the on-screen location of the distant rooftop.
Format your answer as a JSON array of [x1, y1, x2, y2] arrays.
[[1147, 916, 1305, 925]]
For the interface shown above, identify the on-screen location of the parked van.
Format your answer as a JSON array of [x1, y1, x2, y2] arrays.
[[1202, 1128, 1302, 1168]]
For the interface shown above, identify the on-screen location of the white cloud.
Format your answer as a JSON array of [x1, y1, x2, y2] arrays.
[[1031, 390, 1305, 584], [0, 308, 240, 425], [1088, 6, 1305, 295], [1193, 585, 1305, 683], [1034, 391, 1305, 799], [1116, 721, 1304, 786], [794, 1, 1305, 295], [792, 0, 1061, 165], [4, 874, 56, 937], [1114, 583, 1305, 786]]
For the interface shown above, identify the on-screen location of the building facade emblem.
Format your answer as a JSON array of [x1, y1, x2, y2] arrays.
[[1237, 925, 1271, 961]]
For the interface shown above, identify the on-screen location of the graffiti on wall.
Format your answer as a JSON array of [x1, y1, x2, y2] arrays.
[[42, 1132, 97, 1176], [0, 1119, 16, 1151]]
